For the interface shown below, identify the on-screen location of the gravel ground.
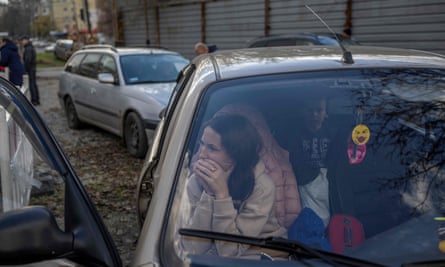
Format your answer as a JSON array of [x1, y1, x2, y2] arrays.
[[34, 76, 142, 266]]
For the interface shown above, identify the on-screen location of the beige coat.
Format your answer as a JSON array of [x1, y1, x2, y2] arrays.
[[183, 160, 288, 258], [214, 104, 301, 227]]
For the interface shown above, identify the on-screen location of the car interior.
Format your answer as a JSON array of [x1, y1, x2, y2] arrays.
[[179, 68, 443, 258]]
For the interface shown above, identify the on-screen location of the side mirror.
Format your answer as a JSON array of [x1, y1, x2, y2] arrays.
[[0, 206, 73, 265], [98, 73, 117, 84]]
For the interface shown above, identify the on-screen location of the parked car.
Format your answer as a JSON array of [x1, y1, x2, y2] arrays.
[[0, 45, 444, 267], [58, 44, 189, 158], [53, 39, 73, 60], [32, 39, 50, 48], [246, 32, 361, 48], [44, 42, 56, 53]]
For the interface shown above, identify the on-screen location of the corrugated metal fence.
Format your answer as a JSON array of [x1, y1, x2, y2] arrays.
[[119, 0, 445, 59]]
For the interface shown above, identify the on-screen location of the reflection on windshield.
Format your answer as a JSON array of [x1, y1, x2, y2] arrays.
[[167, 68, 445, 266], [121, 54, 188, 84]]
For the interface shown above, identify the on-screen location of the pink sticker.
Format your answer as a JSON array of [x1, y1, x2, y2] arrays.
[[347, 137, 367, 164]]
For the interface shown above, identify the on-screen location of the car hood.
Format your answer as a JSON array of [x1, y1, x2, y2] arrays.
[[127, 82, 176, 106]]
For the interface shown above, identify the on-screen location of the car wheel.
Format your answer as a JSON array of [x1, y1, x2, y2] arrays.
[[65, 97, 82, 129], [124, 112, 148, 158]]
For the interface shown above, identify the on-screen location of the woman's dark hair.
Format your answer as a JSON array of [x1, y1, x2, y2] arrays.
[[206, 114, 262, 208]]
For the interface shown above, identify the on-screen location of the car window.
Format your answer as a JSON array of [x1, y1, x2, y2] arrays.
[[266, 37, 301, 47], [120, 54, 189, 84], [317, 36, 340, 46], [294, 38, 317, 45], [0, 78, 122, 266], [0, 82, 66, 231], [98, 54, 117, 79], [247, 39, 266, 48], [162, 68, 445, 266], [78, 53, 101, 79], [56, 40, 72, 49], [64, 53, 84, 74]]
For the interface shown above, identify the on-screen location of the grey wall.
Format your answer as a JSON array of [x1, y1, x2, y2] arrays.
[[119, 0, 445, 59], [120, 0, 147, 47], [206, 0, 264, 51], [352, 0, 445, 55], [158, 2, 201, 57]]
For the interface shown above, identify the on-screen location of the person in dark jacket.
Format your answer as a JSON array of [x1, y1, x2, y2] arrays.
[[0, 37, 25, 87], [20, 35, 40, 105]]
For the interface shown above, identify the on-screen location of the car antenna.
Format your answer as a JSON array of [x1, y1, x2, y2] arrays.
[[305, 5, 354, 64]]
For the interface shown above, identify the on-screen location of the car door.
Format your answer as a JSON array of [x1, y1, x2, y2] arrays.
[[94, 54, 122, 134], [0, 77, 121, 266], [75, 52, 103, 125]]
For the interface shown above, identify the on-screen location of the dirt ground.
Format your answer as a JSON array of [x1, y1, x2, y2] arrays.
[[35, 76, 142, 266]]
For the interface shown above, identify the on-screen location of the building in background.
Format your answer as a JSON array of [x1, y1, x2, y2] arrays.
[[35, 0, 50, 16], [51, 0, 97, 36]]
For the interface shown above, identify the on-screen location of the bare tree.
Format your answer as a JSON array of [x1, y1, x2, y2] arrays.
[[0, 0, 38, 38]]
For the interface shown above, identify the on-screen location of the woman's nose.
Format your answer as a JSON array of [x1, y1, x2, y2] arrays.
[[199, 147, 208, 158]]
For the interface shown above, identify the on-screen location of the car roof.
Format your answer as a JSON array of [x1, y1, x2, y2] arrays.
[[115, 47, 180, 55], [194, 45, 445, 80], [249, 32, 331, 40], [76, 45, 181, 56], [245, 32, 351, 47], [56, 39, 73, 44]]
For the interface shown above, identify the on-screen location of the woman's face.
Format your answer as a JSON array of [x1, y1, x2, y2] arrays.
[[197, 126, 233, 170]]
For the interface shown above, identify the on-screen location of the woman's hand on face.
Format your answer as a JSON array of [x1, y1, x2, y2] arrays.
[[194, 159, 233, 199]]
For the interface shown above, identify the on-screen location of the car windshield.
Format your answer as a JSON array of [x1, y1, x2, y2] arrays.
[[165, 68, 445, 266], [121, 54, 189, 84]]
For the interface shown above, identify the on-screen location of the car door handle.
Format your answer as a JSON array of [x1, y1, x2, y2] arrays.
[[90, 88, 96, 94]]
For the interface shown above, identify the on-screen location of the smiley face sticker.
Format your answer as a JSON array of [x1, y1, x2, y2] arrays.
[[351, 124, 371, 145]]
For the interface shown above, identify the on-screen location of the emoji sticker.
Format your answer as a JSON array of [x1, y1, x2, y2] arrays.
[[351, 124, 370, 145], [347, 136, 367, 164]]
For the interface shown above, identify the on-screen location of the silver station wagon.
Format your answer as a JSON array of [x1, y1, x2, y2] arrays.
[[58, 45, 189, 158], [0, 45, 444, 267]]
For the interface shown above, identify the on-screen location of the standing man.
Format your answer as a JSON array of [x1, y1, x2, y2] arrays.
[[194, 42, 208, 56], [0, 37, 25, 88], [20, 36, 40, 105]]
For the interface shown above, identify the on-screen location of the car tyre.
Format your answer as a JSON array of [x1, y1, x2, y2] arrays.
[[124, 112, 148, 158], [65, 97, 82, 129]]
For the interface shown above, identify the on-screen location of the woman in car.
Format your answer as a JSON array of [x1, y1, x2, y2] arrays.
[[182, 114, 287, 258]]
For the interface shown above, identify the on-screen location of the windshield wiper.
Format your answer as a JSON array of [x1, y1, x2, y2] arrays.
[[402, 259, 445, 267], [179, 228, 385, 267]]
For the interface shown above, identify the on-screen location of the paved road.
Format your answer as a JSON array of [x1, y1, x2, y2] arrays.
[[37, 67, 63, 79]]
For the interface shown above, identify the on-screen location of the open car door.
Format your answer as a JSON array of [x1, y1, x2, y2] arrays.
[[0, 76, 121, 266]]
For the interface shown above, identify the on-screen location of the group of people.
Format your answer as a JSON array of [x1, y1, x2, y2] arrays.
[[0, 31, 89, 106], [0, 36, 40, 105], [181, 96, 332, 258]]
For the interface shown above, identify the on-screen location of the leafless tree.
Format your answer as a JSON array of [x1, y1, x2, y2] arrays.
[[0, 0, 38, 38]]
